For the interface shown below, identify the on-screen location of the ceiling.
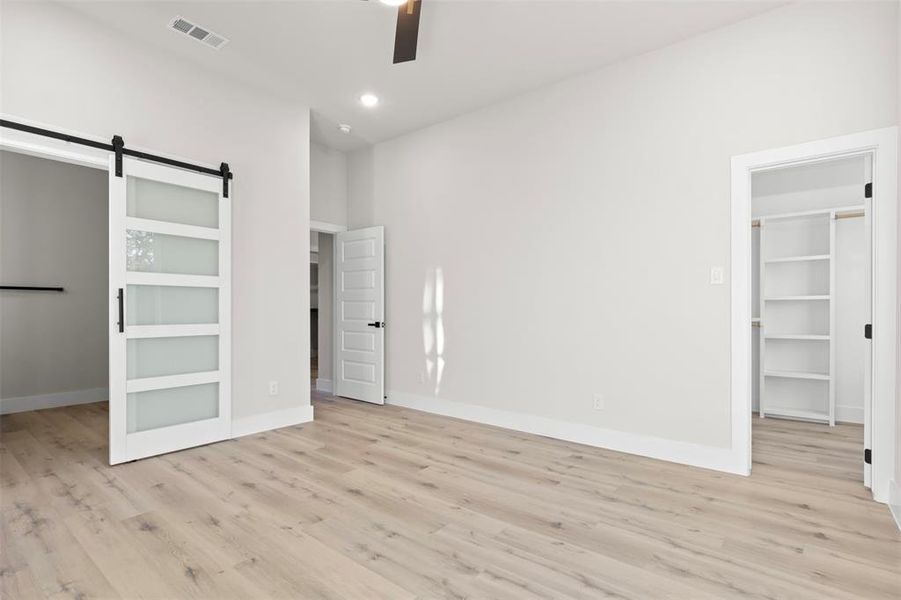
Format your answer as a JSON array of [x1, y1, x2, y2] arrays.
[[64, 0, 783, 151]]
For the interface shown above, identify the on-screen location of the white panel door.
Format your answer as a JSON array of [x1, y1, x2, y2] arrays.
[[334, 226, 384, 404], [108, 157, 231, 464], [863, 190, 872, 488]]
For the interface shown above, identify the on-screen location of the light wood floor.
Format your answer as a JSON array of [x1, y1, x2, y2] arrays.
[[1, 394, 899, 599]]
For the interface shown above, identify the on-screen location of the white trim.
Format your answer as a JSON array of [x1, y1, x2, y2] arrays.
[[0, 113, 110, 170], [731, 126, 898, 502], [835, 405, 864, 424], [126, 324, 219, 339], [310, 220, 347, 234], [126, 370, 220, 394], [387, 391, 746, 475], [889, 479, 901, 533], [231, 405, 315, 438], [126, 273, 220, 288], [0, 137, 109, 170], [315, 378, 333, 393], [126, 217, 220, 240], [0, 388, 107, 415]]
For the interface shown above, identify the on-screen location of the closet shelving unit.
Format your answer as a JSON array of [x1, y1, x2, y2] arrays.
[[755, 205, 863, 426]]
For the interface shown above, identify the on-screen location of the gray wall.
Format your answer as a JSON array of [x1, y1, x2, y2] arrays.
[[0, 150, 108, 400]]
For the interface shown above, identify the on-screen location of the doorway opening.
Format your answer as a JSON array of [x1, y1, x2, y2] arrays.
[[751, 154, 870, 486], [310, 230, 335, 395], [0, 149, 109, 448]]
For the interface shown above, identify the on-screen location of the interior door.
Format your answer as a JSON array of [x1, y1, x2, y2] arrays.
[[108, 157, 230, 464], [334, 226, 384, 404]]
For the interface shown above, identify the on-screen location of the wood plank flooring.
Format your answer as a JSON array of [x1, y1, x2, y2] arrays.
[[1, 394, 899, 599]]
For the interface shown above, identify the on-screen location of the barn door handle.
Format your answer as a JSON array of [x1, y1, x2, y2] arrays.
[[117, 288, 124, 333]]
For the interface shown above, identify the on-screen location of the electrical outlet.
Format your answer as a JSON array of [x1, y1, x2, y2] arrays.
[[268, 380, 279, 396], [593, 393, 605, 410]]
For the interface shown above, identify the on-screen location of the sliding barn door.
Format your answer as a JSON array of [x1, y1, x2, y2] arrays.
[[334, 226, 385, 404], [108, 158, 230, 464]]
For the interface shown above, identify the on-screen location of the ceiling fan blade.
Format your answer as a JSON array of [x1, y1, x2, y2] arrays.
[[393, 0, 422, 64]]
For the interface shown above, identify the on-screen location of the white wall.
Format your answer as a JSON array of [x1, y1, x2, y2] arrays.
[[1, 2, 311, 424], [311, 143, 347, 226], [347, 2, 897, 459], [0, 151, 108, 406]]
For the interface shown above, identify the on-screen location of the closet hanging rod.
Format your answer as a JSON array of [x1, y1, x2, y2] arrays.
[[0, 119, 233, 197], [0, 285, 65, 292], [751, 210, 865, 228]]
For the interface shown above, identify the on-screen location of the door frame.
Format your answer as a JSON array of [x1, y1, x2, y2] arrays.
[[731, 127, 898, 503]]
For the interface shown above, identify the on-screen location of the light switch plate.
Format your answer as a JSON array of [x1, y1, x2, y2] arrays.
[[710, 266, 725, 285]]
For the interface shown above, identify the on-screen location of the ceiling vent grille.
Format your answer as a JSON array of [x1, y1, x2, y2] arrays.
[[168, 16, 229, 50]]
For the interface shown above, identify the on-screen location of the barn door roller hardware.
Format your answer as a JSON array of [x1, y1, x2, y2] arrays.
[[0, 119, 233, 198]]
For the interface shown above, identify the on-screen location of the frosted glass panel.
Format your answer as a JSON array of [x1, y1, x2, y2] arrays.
[[127, 336, 218, 380], [127, 230, 218, 275], [127, 285, 218, 325], [127, 176, 218, 228], [127, 383, 219, 433]]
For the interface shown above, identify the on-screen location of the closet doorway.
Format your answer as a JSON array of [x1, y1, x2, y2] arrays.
[[731, 127, 897, 503], [309, 221, 344, 396], [751, 156, 870, 483]]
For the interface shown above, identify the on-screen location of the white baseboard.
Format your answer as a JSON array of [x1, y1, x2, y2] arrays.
[[0, 387, 107, 415], [387, 391, 745, 475], [231, 405, 314, 438], [316, 378, 333, 393], [835, 405, 864, 424], [889, 479, 901, 533]]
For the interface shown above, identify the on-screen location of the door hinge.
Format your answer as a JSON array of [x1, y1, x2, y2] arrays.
[[864, 182, 872, 198], [864, 323, 872, 339], [864, 448, 872, 465]]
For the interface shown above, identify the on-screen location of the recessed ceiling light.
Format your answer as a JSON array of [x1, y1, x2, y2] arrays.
[[338, 124, 352, 134], [380, 0, 407, 6], [360, 93, 379, 108]]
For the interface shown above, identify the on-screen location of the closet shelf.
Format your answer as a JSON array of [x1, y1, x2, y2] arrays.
[[764, 254, 830, 264], [764, 370, 830, 381], [764, 334, 829, 341], [753, 204, 865, 223], [764, 295, 830, 301], [762, 407, 831, 423]]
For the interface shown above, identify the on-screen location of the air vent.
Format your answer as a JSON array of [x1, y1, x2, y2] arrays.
[[168, 16, 229, 50]]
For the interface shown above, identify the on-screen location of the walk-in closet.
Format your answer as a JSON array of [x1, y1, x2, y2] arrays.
[[751, 155, 870, 426]]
